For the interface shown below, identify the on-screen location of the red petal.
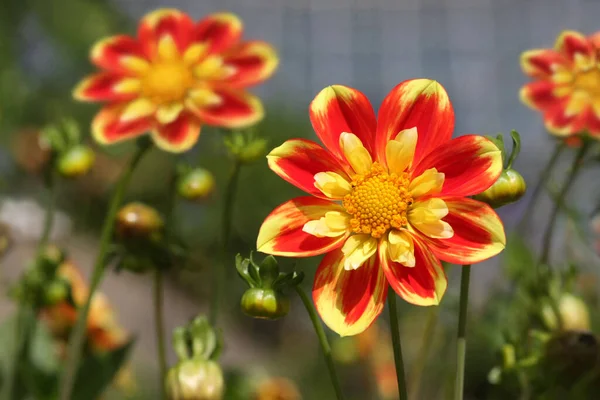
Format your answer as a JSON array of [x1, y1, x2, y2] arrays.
[[257, 197, 348, 257], [520, 49, 568, 78], [194, 12, 243, 54], [138, 9, 195, 60], [151, 112, 201, 153], [422, 197, 506, 264], [520, 81, 562, 111], [92, 103, 152, 145], [90, 35, 147, 74], [543, 98, 589, 136], [309, 85, 377, 160], [412, 135, 503, 197], [267, 139, 351, 199], [555, 30, 595, 64], [189, 88, 264, 129], [73, 73, 139, 102], [376, 79, 454, 168], [313, 249, 387, 336], [379, 236, 447, 306], [222, 41, 279, 87]]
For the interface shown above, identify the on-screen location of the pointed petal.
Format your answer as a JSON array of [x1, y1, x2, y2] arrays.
[[257, 197, 349, 257], [156, 103, 184, 124], [313, 249, 387, 336], [520, 81, 563, 111], [267, 139, 351, 199], [376, 79, 454, 168], [151, 112, 201, 153], [520, 49, 568, 78], [339, 132, 373, 174], [90, 35, 149, 74], [303, 211, 350, 238], [73, 73, 140, 102], [555, 30, 595, 65], [120, 98, 157, 122], [221, 41, 279, 87], [194, 12, 243, 54], [421, 197, 506, 264], [408, 168, 444, 198], [309, 85, 377, 160], [314, 172, 352, 199], [543, 98, 590, 136], [412, 135, 503, 197], [188, 88, 264, 129], [138, 9, 194, 60], [341, 234, 378, 270], [388, 230, 416, 267], [379, 236, 447, 306], [92, 103, 152, 145], [386, 127, 417, 174]]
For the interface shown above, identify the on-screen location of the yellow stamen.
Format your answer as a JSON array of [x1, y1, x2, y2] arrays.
[[141, 62, 193, 104]]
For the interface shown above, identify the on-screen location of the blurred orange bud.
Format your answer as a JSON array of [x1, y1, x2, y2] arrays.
[[254, 377, 302, 400], [115, 202, 164, 241]]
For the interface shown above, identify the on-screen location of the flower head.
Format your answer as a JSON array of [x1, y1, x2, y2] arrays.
[[257, 79, 506, 336], [520, 30, 600, 138], [74, 9, 278, 152]]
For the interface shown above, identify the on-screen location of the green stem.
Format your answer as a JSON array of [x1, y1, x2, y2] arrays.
[[209, 160, 241, 326], [154, 269, 167, 399], [517, 141, 565, 233], [388, 289, 408, 400], [37, 169, 57, 258], [58, 141, 150, 400], [539, 143, 589, 266], [408, 306, 439, 400], [294, 285, 345, 400], [455, 265, 472, 400]]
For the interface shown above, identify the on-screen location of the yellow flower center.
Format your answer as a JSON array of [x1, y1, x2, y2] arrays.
[[141, 62, 193, 104], [342, 162, 413, 239], [573, 67, 600, 96]]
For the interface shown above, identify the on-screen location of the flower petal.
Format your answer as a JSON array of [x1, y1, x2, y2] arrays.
[[90, 35, 149, 75], [421, 197, 506, 264], [339, 132, 373, 174], [92, 103, 152, 145], [73, 73, 140, 102], [313, 249, 387, 336], [221, 41, 279, 87], [194, 12, 243, 54], [408, 168, 444, 198], [379, 236, 447, 306], [138, 8, 194, 60], [520, 81, 563, 111], [309, 85, 377, 160], [386, 127, 418, 174], [188, 88, 264, 129], [412, 135, 503, 197], [257, 197, 349, 257], [267, 139, 351, 199], [314, 172, 352, 199], [388, 230, 415, 267], [376, 79, 454, 168], [151, 112, 201, 153], [520, 49, 568, 78], [341, 234, 378, 270], [303, 211, 350, 238], [543, 98, 589, 136], [555, 30, 595, 65]]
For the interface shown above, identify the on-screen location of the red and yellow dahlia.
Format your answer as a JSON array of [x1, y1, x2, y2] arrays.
[[257, 79, 506, 336], [520, 30, 600, 138], [74, 9, 278, 152]]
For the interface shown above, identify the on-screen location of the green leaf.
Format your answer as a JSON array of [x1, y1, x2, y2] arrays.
[[71, 339, 135, 400], [507, 130, 522, 169]]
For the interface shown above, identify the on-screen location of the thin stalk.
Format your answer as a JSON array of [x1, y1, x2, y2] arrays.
[[517, 141, 565, 233], [36, 170, 57, 257], [154, 269, 167, 399], [454, 265, 472, 400], [294, 285, 345, 400], [209, 160, 241, 326], [58, 141, 150, 400], [408, 307, 439, 400], [539, 143, 589, 266], [387, 289, 408, 400]]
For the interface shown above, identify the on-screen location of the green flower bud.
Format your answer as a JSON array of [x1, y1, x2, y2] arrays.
[[473, 169, 526, 208], [240, 288, 290, 320], [166, 359, 224, 400], [43, 279, 69, 305], [118, 254, 154, 274], [542, 293, 591, 332], [115, 202, 164, 241], [57, 145, 95, 178], [177, 168, 215, 201]]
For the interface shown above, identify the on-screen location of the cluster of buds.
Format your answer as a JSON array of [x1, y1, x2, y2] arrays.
[[474, 130, 526, 209], [38, 119, 96, 179], [166, 316, 224, 400], [236, 253, 303, 320], [224, 129, 268, 165]]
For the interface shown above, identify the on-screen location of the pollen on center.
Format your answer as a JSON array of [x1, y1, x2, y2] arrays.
[[141, 61, 194, 104], [342, 162, 413, 238]]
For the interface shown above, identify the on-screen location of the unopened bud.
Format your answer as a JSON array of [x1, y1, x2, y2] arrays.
[[241, 288, 290, 320], [166, 360, 224, 400], [115, 202, 164, 241], [57, 145, 95, 178], [474, 169, 526, 208], [44, 279, 69, 305], [254, 377, 301, 400], [177, 168, 215, 201], [542, 293, 591, 332]]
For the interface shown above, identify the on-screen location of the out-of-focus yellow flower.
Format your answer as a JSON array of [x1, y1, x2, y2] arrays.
[[74, 9, 279, 153], [542, 293, 591, 332], [254, 377, 302, 400], [520, 30, 600, 138]]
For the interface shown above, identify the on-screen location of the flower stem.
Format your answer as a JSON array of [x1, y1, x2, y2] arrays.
[[408, 306, 439, 400], [387, 288, 408, 400], [455, 264, 472, 400], [154, 269, 167, 399], [58, 140, 150, 400], [36, 169, 57, 257], [539, 142, 589, 266], [209, 160, 241, 326], [294, 285, 345, 400], [517, 141, 565, 233]]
